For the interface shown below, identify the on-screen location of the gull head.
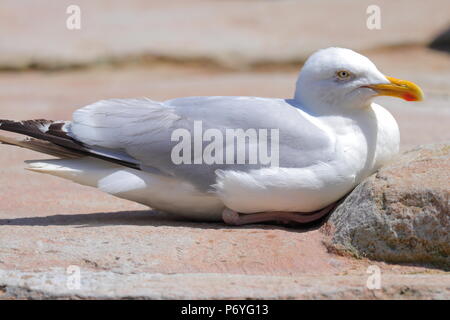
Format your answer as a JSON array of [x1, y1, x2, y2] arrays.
[[294, 47, 424, 114]]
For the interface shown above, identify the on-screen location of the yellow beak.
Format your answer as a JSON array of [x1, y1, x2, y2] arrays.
[[365, 76, 424, 102]]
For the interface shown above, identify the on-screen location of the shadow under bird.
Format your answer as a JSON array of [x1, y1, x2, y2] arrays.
[[0, 48, 424, 225]]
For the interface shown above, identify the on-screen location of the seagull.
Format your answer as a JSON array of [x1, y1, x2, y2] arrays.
[[0, 48, 423, 225]]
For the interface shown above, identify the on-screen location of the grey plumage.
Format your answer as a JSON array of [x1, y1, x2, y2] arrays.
[[1, 97, 334, 192], [68, 97, 334, 191]]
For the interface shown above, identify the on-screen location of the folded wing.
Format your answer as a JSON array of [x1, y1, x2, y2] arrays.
[[2, 97, 335, 191]]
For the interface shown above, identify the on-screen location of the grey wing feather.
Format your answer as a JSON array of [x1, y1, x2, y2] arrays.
[[69, 97, 335, 191]]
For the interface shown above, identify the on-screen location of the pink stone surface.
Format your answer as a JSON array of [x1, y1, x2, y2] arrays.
[[1, 0, 449, 69]]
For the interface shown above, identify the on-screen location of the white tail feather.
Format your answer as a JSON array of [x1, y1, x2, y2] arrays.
[[25, 158, 121, 187]]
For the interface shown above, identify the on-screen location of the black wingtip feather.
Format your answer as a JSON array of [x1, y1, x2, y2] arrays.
[[0, 118, 140, 170]]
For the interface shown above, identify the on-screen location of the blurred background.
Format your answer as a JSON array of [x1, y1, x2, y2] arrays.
[[0, 0, 449, 215]]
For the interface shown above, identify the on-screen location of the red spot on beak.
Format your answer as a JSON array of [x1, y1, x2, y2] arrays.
[[403, 93, 417, 101]]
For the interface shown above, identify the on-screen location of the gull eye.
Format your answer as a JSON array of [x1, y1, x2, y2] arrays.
[[336, 70, 351, 79]]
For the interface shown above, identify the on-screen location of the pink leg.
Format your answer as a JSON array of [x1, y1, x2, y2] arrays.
[[222, 202, 337, 226]]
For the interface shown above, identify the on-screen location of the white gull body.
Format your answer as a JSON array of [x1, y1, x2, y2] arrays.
[[23, 48, 411, 221]]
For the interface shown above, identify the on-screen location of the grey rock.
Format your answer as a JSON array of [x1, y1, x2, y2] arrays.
[[328, 143, 450, 268], [430, 26, 450, 52]]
